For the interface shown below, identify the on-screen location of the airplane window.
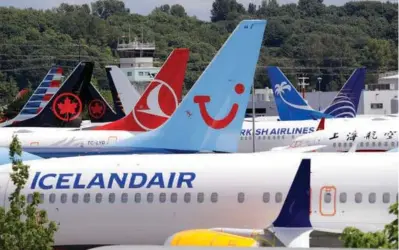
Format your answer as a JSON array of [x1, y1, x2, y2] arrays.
[[257, 136, 261, 140], [240, 136, 244, 140], [343, 142, 347, 148], [324, 193, 331, 203], [61, 193, 67, 204], [368, 193, 376, 204], [184, 193, 191, 203], [72, 193, 79, 204], [197, 192, 204, 203], [277, 135, 280, 140], [383, 193, 390, 203], [109, 193, 115, 204], [384, 142, 388, 147], [159, 192, 166, 203], [391, 141, 395, 146], [282, 135, 285, 139], [40, 193, 44, 204], [275, 192, 283, 203], [349, 142, 353, 148], [355, 192, 362, 203], [134, 193, 141, 203], [249, 136, 252, 140], [360, 142, 364, 147], [263, 136, 266, 140], [333, 143, 336, 148], [49, 193, 56, 204], [171, 193, 178, 203], [338, 143, 342, 147], [27, 194, 33, 204], [372, 142, 376, 147], [95, 193, 102, 203], [121, 193, 128, 203], [84, 193, 90, 203], [339, 192, 347, 203], [244, 137, 247, 140], [378, 142, 381, 147], [269, 136, 271, 140], [396, 142, 398, 146], [273, 136, 276, 140], [237, 192, 245, 203], [263, 192, 270, 203], [147, 193, 154, 203], [211, 192, 218, 203], [366, 142, 369, 147], [292, 135, 295, 139]]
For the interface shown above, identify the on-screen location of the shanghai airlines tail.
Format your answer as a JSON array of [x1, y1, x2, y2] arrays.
[[94, 48, 189, 131], [124, 20, 267, 153], [0, 66, 63, 127], [268, 66, 365, 121]]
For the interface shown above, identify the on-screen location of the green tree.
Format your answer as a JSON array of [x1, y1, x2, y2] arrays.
[[170, 4, 187, 18], [91, 0, 130, 19], [340, 201, 398, 248], [0, 135, 57, 249]]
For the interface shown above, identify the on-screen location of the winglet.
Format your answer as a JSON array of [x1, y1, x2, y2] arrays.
[[95, 48, 189, 131], [273, 158, 311, 228], [316, 118, 325, 131]]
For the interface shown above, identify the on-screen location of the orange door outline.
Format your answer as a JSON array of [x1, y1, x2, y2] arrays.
[[107, 136, 118, 144], [319, 186, 336, 216], [30, 142, 39, 146]]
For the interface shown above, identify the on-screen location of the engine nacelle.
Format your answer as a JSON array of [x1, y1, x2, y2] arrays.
[[164, 229, 259, 247]]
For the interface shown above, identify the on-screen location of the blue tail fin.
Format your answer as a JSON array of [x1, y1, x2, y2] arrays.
[[323, 68, 365, 118], [267, 66, 328, 121], [273, 158, 311, 228], [128, 20, 267, 152]]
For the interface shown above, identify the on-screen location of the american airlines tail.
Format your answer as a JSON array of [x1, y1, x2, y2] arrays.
[[124, 20, 267, 153], [5, 61, 94, 128], [323, 68, 365, 118], [267, 66, 365, 121], [94, 48, 189, 131], [0, 66, 63, 127], [106, 65, 141, 115]]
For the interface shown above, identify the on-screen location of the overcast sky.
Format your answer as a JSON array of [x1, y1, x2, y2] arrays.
[[0, 0, 392, 21]]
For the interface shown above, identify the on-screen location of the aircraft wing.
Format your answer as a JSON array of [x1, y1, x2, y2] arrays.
[[270, 145, 327, 152]]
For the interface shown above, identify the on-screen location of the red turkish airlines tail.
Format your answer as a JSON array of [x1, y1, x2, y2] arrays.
[[94, 48, 189, 131]]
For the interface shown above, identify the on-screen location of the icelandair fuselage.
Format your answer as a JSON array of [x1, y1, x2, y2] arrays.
[[0, 152, 396, 247]]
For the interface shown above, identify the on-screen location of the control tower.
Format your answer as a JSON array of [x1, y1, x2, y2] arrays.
[[116, 37, 160, 94]]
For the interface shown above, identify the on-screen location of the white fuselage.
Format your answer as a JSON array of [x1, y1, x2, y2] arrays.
[[0, 152, 397, 246], [279, 120, 399, 152]]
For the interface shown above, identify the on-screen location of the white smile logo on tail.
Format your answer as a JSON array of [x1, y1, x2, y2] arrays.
[[132, 79, 179, 131], [274, 81, 313, 111]]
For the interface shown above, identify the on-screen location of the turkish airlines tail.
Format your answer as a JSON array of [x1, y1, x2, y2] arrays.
[[94, 48, 189, 131], [126, 20, 267, 153]]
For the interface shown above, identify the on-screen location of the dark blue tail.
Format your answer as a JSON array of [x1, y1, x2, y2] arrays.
[[273, 158, 311, 228], [323, 68, 365, 118]]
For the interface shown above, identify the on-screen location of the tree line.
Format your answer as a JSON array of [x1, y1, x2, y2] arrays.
[[0, 0, 397, 116]]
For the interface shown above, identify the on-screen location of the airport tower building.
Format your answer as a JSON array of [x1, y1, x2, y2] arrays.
[[116, 37, 160, 94]]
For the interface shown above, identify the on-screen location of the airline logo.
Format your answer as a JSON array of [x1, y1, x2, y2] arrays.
[[52, 92, 82, 122], [194, 83, 245, 130], [274, 81, 313, 111], [30, 171, 196, 190], [132, 79, 179, 131], [88, 99, 106, 119], [241, 126, 315, 136]]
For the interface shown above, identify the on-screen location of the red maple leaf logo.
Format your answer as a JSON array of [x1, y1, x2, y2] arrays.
[[57, 97, 78, 116], [90, 102, 103, 114]]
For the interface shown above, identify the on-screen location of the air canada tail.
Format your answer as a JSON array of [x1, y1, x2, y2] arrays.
[[125, 20, 267, 153], [105, 65, 140, 115], [6, 61, 94, 127], [323, 68, 365, 118], [95, 48, 189, 131], [267, 66, 330, 121], [269, 158, 312, 247], [0, 66, 63, 127], [83, 82, 125, 123]]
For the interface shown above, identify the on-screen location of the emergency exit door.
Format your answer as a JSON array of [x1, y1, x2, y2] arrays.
[[319, 186, 336, 216]]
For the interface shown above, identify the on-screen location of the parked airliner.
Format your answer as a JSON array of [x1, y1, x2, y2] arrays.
[[0, 152, 397, 248], [271, 118, 399, 152]]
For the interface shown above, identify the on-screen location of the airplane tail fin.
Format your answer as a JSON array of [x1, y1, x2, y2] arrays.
[[269, 158, 312, 247], [127, 20, 267, 152], [83, 83, 125, 123], [2, 66, 63, 126], [323, 68, 365, 118], [6, 62, 94, 127], [105, 65, 138, 115], [316, 117, 325, 131], [267, 66, 317, 121], [95, 48, 189, 131]]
